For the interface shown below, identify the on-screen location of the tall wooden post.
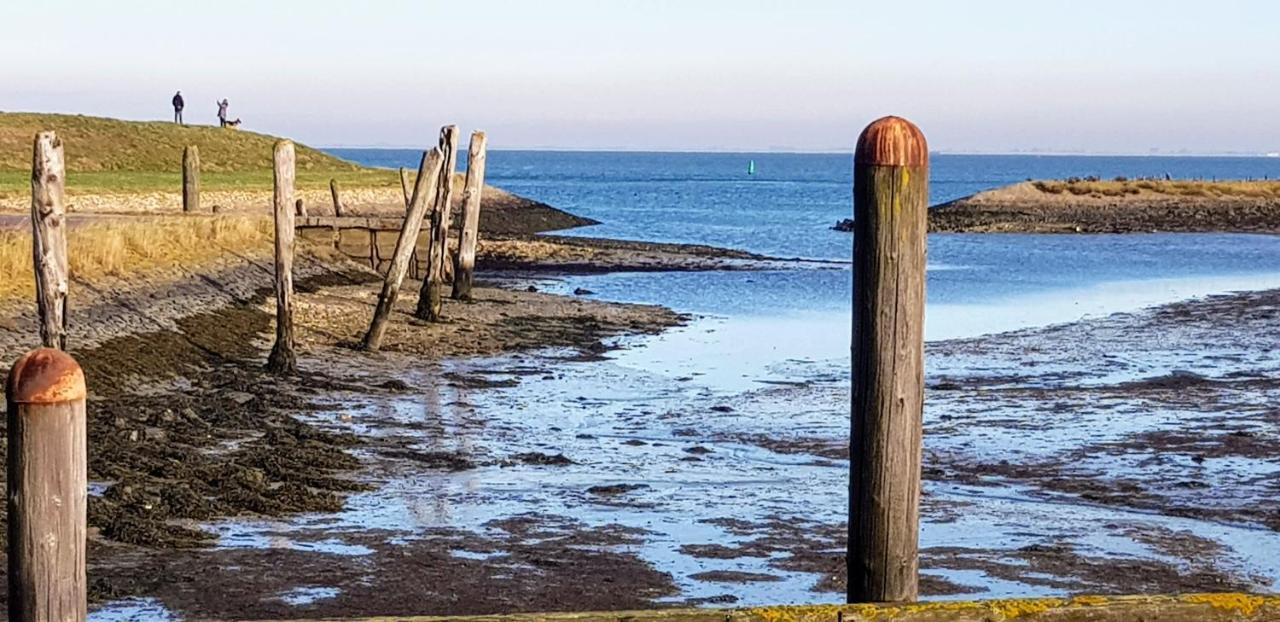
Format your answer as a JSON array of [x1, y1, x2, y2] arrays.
[[399, 166, 412, 210], [363, 149, 445, 351], [266, 141, 297, 374], [31, 132, 69, 351], [415, 125, 458, 321], [451, 130, 487, 300], [7, 348, 88, 622], [848, 116, 928, 604], [295, 198, 307, 217], [182, 145, 200, 213], [329, 178, 344, 216]]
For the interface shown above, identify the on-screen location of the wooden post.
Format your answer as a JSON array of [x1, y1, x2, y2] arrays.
[[295, 198, 307, 217], [329, 178, 344, 216], [415, 125, 458, 321], [848, 116, 928, 604], [363, 149, 445, 351], [7, 348, 88, 622], [266, 141, 297, 374], [399, 167, 412, 210], [182, 145, 200, 213], [451, 130, 487, 300], [31, 132, 69, 351]]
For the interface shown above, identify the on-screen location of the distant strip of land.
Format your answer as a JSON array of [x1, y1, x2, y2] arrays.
[[929, 179, 1280, 233]]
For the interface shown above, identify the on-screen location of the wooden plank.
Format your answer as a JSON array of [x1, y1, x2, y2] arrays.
[[6, 348, 88, 622], [251, 593, 1280, 622], [30, 131, 69, 350], [363, 149, 445, 351], [416, 125, 459, 321], [849, 116, 929, 603], [330, 178, 344, 217], [451, 130, 487, 300], [182, 144, 200, 213], [400, 167, 412, 210], [266, 140, 298, 374]]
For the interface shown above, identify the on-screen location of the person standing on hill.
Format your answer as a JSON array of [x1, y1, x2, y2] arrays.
[[172, 91, 184, 125], [217, 99, 229, 127]]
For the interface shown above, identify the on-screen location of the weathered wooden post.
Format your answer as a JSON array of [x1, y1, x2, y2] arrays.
[[329, 178, 344, 216], [451, 130, 487, 300], [266, 141, 297, 374], [848, 116, 928, 604], [31, 132, 69, 351], [415, 125, 458, 321], [295, 198, 306, 217], [363, 149, 445, 351], [182, 145, 200, 213], [7, 347, 88, 622], [399, 166, 412, 210]]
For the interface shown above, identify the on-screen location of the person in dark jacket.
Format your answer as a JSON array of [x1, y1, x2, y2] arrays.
[[172, 91, 184, 125], [217, 99, 229, 127]]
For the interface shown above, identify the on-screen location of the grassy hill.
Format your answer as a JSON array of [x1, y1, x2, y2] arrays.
[[0, 112, 397, 195]]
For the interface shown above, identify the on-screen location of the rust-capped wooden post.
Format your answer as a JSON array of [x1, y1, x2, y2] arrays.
[[848, 116, 928, 604], [7, 348, 88, 622], [182, 144, 200, 213], [31, 132, 69, 351], [363, 148, 445, 351], [451, 130, 487, 301], [416, 125, 458, 322], [266, 140, 297, 374], [329, 178, 344, 216]]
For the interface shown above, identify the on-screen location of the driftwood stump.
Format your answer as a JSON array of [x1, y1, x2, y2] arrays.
[[416, 125, 458, 321], [451, 130, 487, 300], [31, 131, 69, 350], [267, 141, 298, 374]]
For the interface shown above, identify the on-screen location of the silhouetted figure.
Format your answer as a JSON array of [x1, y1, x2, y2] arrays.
[[217, 99, 230, 128], [172, 91, 184, 125]]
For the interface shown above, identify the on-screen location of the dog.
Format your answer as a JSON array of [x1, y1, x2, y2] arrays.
[[224, 118, 242, 129]]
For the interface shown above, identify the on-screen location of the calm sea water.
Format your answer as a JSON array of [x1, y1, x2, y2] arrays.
[[329, 149, 1280, 337]]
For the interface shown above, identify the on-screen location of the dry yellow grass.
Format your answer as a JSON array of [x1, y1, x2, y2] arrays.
[[1033, 179, 1280, 199], [0, 216, 274, 300]]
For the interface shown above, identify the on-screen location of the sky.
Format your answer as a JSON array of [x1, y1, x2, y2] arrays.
[[2, 0, 1279, 154]]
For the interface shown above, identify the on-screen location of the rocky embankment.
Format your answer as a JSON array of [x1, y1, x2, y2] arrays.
[[928, 180, 1280, 233]]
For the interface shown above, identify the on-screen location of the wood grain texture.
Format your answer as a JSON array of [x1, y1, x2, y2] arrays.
[[849, 117, 928, 604], [6, 348, 87, 622], [31, 132, 69, 351], [363, 149, 444, 351], [329, 178, 344, 217], [182, 145, 200, 213], [451, 130, 487, 300], [416, 125, 459, 321], [399, 167, 412, 210], [266, 141, 297, 374]]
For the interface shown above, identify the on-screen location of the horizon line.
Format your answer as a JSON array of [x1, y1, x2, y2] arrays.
[[320, 145, 1280, 158]]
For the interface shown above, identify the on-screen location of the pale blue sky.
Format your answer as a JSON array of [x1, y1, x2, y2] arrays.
[[2, 0, 1278, 153]]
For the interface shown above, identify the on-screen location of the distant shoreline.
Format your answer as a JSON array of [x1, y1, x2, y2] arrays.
[[928, 179, 1280, 234]]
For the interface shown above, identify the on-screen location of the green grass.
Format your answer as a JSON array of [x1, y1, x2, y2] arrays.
[[0, 112, 397, 196], [1032, 179, 1280, 199]]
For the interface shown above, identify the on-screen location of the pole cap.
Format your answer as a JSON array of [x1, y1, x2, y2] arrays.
[[855, 116, 928, 167], [6, 348, 85, 404]]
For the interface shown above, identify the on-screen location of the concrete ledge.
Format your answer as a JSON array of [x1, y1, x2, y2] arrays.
[[262, 593, 1280, 622]]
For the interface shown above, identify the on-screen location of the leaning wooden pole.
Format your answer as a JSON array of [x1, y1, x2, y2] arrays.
[[7, 348, 88, 622], [416, 125, 459, 321], [399, 166, 412, 210], [329, 178, 344, 216], [451, 130, 487, 300], [266, 141, 298, 374], [31, 132, 69, 350], [363, 149, 445, 351], [182, 145, 200, 213], [848, 116, 928, 604]]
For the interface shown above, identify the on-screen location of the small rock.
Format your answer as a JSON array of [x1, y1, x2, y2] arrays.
[[143, 427, 167, 441], [710, 405, 734, 413], [526, 285, 538, 292], [573, 287, 596, 296], [226, 391, 256, 406], [587, 483, 649, 496], [831, 218, 854, 232]]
